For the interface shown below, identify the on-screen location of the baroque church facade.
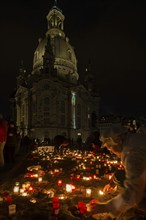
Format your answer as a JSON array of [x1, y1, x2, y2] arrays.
[[14, 3, 100, 141]]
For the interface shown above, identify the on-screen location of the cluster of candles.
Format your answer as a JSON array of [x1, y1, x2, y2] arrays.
[[13, 181, 34, 196]]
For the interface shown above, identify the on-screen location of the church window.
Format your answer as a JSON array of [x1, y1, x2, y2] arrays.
[[43, 97, 49, 111], [71, 91, 76, 129], [60, 100, 66, 126], [43, 97, 50, 125], [76, 104, 81, 129]]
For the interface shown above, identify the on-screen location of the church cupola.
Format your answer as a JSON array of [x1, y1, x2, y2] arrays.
[[46, 0, 65, 38]]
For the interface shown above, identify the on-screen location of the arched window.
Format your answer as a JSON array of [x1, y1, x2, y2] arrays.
[[76, 104, 81, 129], [43, 97, 50, 125], [60, 100, 66, 126]]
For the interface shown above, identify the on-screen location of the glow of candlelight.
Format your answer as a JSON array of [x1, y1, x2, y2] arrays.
[[66, 184, 72, 193], [22, 192, 28, 197], [57, 180, 63, 187], [30, 198, 37, 203], [0, 197, 3, 202], [99, 190, 104, 195], [83, 176, 92, 181], [15, 182, 20, 186], [38, 177, 42, 182], [13, 186, 19, 194], [86, 188, 92, 197], [25, 182, 31, 188], [20, 189, 24, 194]]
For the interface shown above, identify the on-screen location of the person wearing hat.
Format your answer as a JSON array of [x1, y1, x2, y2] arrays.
[[89, 126, 146, 218]]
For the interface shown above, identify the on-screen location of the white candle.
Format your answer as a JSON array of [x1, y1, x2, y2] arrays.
[[13, 186, 19, 194], [66, 184, 72, 193], [9, 204, 16, 215], [86, 188, 92, 197], [22, 192, 28, 197], [38, 177, 42, 182]]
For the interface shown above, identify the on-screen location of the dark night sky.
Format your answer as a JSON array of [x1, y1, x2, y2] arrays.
[[0, 0, 146, 118]]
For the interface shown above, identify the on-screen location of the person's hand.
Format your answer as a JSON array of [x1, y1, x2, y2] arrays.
[[87, 200, 109, 215], [87, 201, 114, 219], [103, 184, 116, 193]]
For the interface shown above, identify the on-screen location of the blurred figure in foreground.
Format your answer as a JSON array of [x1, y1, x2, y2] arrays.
[[89, 126, 146, 219]]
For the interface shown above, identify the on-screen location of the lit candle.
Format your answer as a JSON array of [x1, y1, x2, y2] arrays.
[[38, 177, 42, 182], [86, 203, 91, 212], [99, 190, 104, 195], [108, 174, 113, 180], [57, 180, 63, 187], [15, 182, 19, 186], [28, 186, 34, 193], [86, 188, 92, 197], [58, 194, 65, 200], [22, 184, 26, 189], [13, 186, 19, 194], [66, 184, 72, 193], [33, 174, 38, 178], [25, 182, 31, 188], [30, 198, 37, 203], [22, 192, 28, 197], [20, 188, 24, 194], [76, 175, 80, 180]]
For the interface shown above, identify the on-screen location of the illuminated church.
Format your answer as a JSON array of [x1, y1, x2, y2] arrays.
[[14, 2, 100, 141]]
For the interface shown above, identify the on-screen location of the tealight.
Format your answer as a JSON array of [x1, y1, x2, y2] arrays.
[[86, 188, 92, 197], [57, 180, 63, 187], [20, 189, 24, 194], [99, 190, 104, 195], [22, 192, 28, 197], [38, 177, 42, 182], [13, 186, 19, 194], [66, 184, 72, 193], [30, 198, 37, 203]]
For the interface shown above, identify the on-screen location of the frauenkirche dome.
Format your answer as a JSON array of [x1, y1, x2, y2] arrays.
[[32, 3, 79, 83]]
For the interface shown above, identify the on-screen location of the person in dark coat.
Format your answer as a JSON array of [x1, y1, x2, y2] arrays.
[[5, 122, 17, 163], [53, 135, 69, 155]]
